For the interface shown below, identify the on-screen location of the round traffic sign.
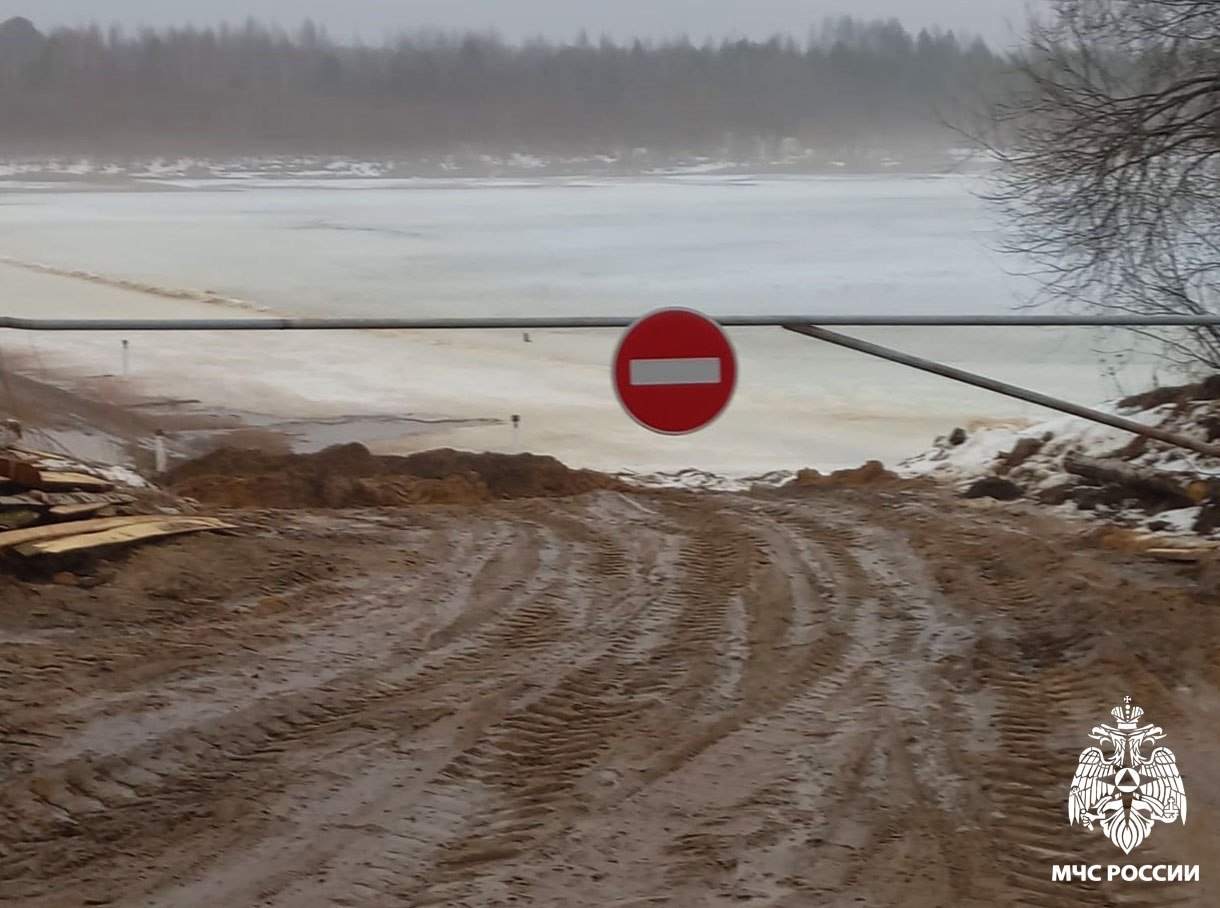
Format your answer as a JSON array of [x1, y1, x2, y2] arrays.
[[612, 308, 737, 434]]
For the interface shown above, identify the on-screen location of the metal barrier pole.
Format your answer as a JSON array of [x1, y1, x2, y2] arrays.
[[7, 308, 1219, 457], [7, 314, 1220, 331], [783, 323, 1220, 459]]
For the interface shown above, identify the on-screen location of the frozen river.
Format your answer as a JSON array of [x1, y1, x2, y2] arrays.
[[0, 174, 1172, 473]]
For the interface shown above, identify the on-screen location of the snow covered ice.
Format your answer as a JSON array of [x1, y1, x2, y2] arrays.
[[0, 173, 1177, 475]]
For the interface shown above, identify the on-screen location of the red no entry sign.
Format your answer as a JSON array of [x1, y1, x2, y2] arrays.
[[612, 308, 737, 434]]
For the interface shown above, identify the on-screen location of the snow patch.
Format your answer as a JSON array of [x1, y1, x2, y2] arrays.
[[618, 468, 796, 492], [900, 389, 1220, 537]]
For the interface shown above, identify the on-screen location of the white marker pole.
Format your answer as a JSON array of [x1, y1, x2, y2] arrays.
[[122, 339, 130, 379], [154, 429, 168, 474]]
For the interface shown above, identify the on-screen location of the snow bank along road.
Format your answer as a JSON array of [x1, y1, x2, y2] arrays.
[[2, 482, 1218, 906]]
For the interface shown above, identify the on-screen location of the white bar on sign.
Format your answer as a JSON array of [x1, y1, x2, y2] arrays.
[[629, 357, 721, 386]]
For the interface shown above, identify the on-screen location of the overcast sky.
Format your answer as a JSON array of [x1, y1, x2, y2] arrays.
[[7, 0, 1034, 45]]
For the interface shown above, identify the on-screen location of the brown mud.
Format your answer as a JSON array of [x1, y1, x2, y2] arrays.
[[164, 444, 624, 508], [3, 478, 1219, 906]]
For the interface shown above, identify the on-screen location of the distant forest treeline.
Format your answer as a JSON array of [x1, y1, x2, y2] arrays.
[[0, 16, 1008, 159]]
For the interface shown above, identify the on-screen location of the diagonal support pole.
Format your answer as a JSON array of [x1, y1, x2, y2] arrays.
[[782, 323, 1220, 459]]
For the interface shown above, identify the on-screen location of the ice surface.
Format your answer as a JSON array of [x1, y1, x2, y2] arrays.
[[0, 175, 1179, 474]]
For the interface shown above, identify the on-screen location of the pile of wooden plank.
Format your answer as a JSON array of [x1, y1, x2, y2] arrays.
[[3, 446, 130, 528], [1, 445, 234, 560]]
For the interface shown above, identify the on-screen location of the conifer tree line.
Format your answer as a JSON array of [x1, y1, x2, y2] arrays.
[[0, 15, 1006, 158]]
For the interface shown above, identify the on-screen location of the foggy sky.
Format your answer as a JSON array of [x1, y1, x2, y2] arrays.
[[10, 0, 1033, 45]]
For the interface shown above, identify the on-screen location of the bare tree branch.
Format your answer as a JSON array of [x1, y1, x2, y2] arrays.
[[980, 0, 1220, 369]]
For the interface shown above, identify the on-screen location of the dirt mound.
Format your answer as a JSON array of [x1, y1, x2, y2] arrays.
[[790, 460, 899, 488], [1118, 373, 1220, 410], [384, 448, 622, 499], [906, 376, 1220, 536], [165, 444, 624, 509]]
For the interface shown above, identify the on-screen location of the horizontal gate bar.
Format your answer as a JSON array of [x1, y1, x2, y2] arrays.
[[784, 323, 1220, 459], [4, 314, 1220, 331]]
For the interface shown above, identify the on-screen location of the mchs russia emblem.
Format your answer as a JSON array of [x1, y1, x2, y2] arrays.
[[1069, 697, 1186, 854]]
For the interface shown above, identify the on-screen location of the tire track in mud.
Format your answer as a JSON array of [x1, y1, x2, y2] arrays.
[[955, 538, 1111, 908], [721, 501, 986, 904], [104, 496, 687, 908], [403, 498, 764, 905], [2, 486, 1215, 907], [412, 495, 971, 905], [869, 492, 1204, 908], [2, 511, 577, 903]]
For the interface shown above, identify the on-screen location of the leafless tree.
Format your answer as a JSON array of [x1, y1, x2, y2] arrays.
[[987, 0, 1220, 368]]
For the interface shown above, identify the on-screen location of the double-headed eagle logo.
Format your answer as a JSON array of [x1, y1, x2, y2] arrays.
[[1069, 697, 1186, 854]]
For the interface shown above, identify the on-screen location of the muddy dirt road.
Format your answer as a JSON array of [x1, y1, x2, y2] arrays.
[[3, 483, 1219, 906]]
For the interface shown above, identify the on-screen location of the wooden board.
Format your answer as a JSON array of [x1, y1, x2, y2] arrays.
[[16, 518, 236, 557], [0, 515, 167, 550], [1, 457, 42, 488], [5, 445, 63, 461], [1146, 547, 1218, 563], [0, 509, 41, 530], [49, 503, 117, 520], [30, 471, 115, 493], [1, 491, 136, 511], [0, 495, 48, 512], [1063, 454, 1208, 505], [0, 459, 115, 493]]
